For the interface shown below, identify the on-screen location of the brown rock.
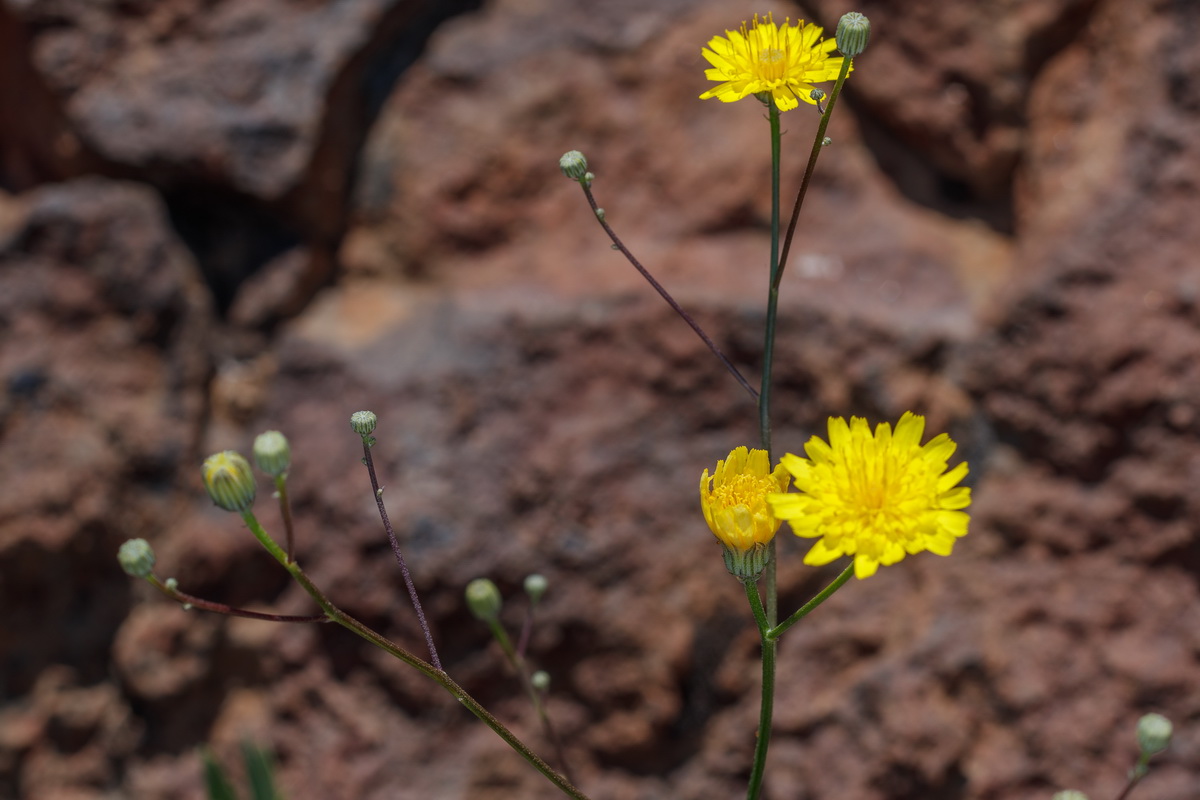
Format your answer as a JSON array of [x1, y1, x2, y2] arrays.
[[2, 0, 1200, 798]]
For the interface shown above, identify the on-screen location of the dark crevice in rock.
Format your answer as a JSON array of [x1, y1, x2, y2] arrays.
[[162, 184, 300, 317], [848, 0, 1100, 238], [164, 0, 484, 321], [852, 101, 1016, 235], [1, 0, 485, 325]]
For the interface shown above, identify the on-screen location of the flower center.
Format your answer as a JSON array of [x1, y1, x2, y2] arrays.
[[844, 451, 907, 512], [716, 473, 772, 509]]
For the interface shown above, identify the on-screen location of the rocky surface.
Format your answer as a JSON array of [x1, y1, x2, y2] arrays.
[[1, 0, 1198, 798]]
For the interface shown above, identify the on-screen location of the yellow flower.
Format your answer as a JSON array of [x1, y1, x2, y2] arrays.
[[768, 413, 971, 579], [699, 13, 848, 112], [701, 447, 791, 578]]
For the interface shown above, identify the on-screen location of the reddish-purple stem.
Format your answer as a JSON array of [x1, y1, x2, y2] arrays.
[[362, 440, 442, 672], [581, 184, 758, 401]]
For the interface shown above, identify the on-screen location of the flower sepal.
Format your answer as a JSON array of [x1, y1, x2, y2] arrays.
[[722, 542, 772, 580]]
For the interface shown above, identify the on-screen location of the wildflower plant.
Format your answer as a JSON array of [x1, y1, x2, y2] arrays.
[[114, 9, 1172, 800]]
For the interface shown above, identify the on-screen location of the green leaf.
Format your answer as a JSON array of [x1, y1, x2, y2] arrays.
[[242, 741, 281, 800], [202, 748, 239, 800]]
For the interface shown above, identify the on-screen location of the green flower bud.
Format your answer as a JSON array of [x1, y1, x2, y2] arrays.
[[836, 12, 870, 58], [524, 574, 548, 604], [350, 410, 377, 436], [559, 151, 588, 181], [118, 538, 156, 578], [465, 578, 503, 622], [253, 430, 291, 477], [1051, 792, 1089, 800], [202, 450, 257, 512], [531, 670, 551, 691], [1137, 713, 1172, 756], [809, 88, 826, 103]]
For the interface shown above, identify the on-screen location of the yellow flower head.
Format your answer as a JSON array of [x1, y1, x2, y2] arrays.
[[701, 447, 791, 577], [768, 413, 971, 579], [699, 13, 848, 112]]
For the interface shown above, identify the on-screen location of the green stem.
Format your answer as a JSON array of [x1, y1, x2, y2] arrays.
[[1114, 754, 1152, 800], [487, 619, 575, 783], [745, 97, 783, 800], [238, 511, 589, 800], [775, 56, 854, 290], [743, 579, 776, 800], [766, 563, 855, 642], [761, 98, 784, 633], [759, 98, 783, 458]]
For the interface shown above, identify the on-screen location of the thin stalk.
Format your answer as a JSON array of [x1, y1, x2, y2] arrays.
[[743, 579, 776, 800], [766, 563, 855, 642], [759, 98, 783, 457], [746, 98, 784, 800], [516, 604, 535, 660], [147, 575, 327, 623], [1114, 754, 1154, 800], [360, 440, 442, 671], [775, 57, 854, 290], [580, 182, 758, 401], [760, 98, 784, 631], [274, 474, 296, 563], [237, 511, 590, 800], [487, 619, 575, 784], [1114, 775, 1140, 800]]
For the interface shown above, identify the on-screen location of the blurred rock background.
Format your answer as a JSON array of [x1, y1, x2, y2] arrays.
[[1, 0, 1198, 797]]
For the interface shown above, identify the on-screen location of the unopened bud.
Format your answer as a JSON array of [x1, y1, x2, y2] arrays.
[[118, 538, 156, 578], [559, 151, 589, 181], [202, 451, 256, 512], [1136, 713, 1172, 756], [350, 410, 377, 436], [524, 574, 548, 604], [809, 88, 826, 103], [465, 578, 503, 622], [836, 12, 870, 57], [253, 430, 291, 477], [531, 670, 551, 691]]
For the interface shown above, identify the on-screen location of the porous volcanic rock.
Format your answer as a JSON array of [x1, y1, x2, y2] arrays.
[[1, 0, 1198, 798]]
